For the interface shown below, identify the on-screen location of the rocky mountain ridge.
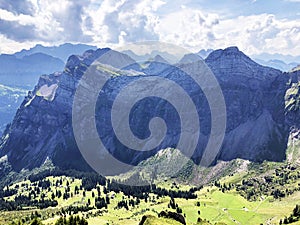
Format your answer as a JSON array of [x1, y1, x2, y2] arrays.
[[0, 46, 299, 173]]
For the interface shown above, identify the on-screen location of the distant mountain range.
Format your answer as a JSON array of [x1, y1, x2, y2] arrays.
[[0, 43, 98, 87], [14, 43, 97, 62], [252, 52, 300, 64], [122, 49, 179, 63], [0, 46, 299, 174], [0, 43, 99, 135], [123, 47, 299, 72], [0, 53, 64, 87], [253, 58, 298, 72], [121, 48, 214, 64]]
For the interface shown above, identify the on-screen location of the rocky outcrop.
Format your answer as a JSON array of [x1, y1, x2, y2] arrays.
[[139, 215, 148, 225], [158, 211, 186, 225], [285, 70, 300, 138], [0, 46, 297, 172]]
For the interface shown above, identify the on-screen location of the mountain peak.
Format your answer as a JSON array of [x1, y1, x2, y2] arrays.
[[205, 46, 253, 67], [205, 46, 282, 81], [224, 46, 239, 52], [206, 46, 247, 61], [153, 54, 169, 64], [197, 49, 214, 59], [65, 48, 138, 76]]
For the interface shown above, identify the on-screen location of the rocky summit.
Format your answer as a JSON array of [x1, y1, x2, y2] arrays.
[[0, 46, 299, 172]]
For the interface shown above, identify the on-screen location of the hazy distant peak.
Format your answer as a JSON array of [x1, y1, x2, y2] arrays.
[[197, 49, 214, 59], [14, 43, 97, 62], [178, 53, 203, 64], [153, 54, 169, 64]]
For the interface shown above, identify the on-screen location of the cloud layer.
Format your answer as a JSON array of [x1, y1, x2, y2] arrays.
[[0, 0, 299, 56]]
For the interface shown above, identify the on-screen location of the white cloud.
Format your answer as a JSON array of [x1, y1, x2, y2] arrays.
[[0, 0, 300, 57], [0, 34, 38, 53], [85, 0, 164, 45], [0, 0, 92, 45], [156, 8, 219, 49], [214, 14, 300, 55], [154, 8, 300, 56]]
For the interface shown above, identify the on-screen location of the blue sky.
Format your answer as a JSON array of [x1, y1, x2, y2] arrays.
[[183, 0, 300, 19], [0, 0, 299, 56]]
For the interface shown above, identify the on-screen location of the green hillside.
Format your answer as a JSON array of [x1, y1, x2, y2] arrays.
[[0, 153, 300, 225]]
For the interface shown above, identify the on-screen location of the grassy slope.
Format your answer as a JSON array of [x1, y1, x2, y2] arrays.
[[1, 136, 300, 225], [1, 167, 300, 225], [1, 124, 300, 225]]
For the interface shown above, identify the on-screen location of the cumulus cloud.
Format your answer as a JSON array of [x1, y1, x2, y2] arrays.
[[0, 0, 93, 44], [0, 19, 37, 41], [34, 0, 93, 42], [0, 0, 35, 15], [214, 14, 300, 55], [0, 0, 299, 56], [149, 7, 300, 56], [86, 0, 164, 44], [156, 8, 219, 49]]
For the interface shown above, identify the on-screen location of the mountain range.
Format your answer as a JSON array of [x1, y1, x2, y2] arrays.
[[124, 48, 300, 72], [252, 52, 300, 65], [253, 58, 298, 72], [0, 53, 64, 87], [14, 43, 98, 63], [0, 43, 97, 87], [0, 46, 299, 175]]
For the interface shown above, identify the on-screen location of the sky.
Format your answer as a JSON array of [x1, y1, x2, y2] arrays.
[[0, 0, 299, 56]]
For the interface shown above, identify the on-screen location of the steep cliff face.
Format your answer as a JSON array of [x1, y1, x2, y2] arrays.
[[285, 70, 300, 134], [0, 47, 296, 172], [0, 48, 130, 172], [205, 47, 290, 162]]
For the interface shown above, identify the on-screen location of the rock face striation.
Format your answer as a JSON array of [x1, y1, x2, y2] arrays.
[[0, 46, 298, 172], [205, 47, 290, 162]]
